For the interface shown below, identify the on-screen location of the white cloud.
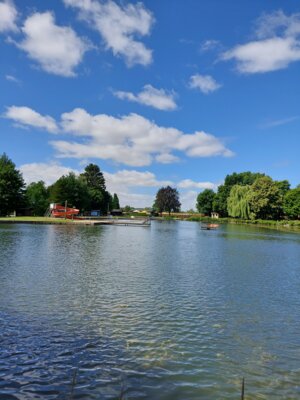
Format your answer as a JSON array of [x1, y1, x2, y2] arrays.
[[52, 108, 233, 166], [189, 74, 222, 94], [178, 179, 217, 190], [255, 10, 300, 39], [222, 10, 300, 73], [5, 74, 20, 83], [20, 162, 80, 186], [114, 84, 177, 110], [104, 169, 172, 193], [6, 105, 233, 167], [200, 39, 220, 52], [155, 153, 179, 164], [180, 190, 198, 211], [0, 0, 18, 32], [223, 37, 300, 73], [4, 106, 59, 133], [64, 0, 154, 66], [17, 11, 89, 77]]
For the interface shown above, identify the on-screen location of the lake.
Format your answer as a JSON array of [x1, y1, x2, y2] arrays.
[[0, 221, 300, 399]]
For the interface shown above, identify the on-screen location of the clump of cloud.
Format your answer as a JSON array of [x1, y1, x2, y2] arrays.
[[5, 105, 234, 167], [177, 179, 217, 190], [189, 74, 222, 94], [4, 105, 59, 133], [20, 162, 80, 186], [114, 84, 177, 111], [222, 10, 300, 73], [0, 0, 18, 32], [63, 0, 154, 66], [17, 11, 89, 77]]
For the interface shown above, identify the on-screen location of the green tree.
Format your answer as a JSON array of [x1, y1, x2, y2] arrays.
[[214, 171, 265, 217], [196, 189, 215, 215], [275, 180, 290, 196], [25, 181, 49, 216], [81, 163, 106, 190], [248, 176, 282, 220], [0, 153, 25, 216], [81, 163, 111, 212], [155, 186, 181, 215], [112, 193, 120, 209], [49, 172, 90, 210], [213, 184, 231, 217], [123, 205, 133, 213], [224, 171, 265, 186], [283, 188, 300, 219], [227, 185, 251, 219]]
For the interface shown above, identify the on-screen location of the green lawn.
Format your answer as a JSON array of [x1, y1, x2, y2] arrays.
[[0, 216, 76, 224]]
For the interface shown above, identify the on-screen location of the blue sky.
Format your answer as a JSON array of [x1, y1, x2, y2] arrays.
[[1, 0, 300, 210]]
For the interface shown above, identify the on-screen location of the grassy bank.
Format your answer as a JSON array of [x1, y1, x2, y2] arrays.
[[186, 216, 300, 231], [152, 214, 300, 232], [0, 217, 78, 224]]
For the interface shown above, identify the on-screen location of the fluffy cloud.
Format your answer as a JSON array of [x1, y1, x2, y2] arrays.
[[64, 0, 154, 66], [177, 179, 217, 190], [189, 74, 222, 93], [0, 0, 18, 32], [114, 84, 177, 110], [20, 162, 80, 186], [222, 10, 300, 73], [104, 169, 172, 193], [17, 12, 89, 77], [4, 106, 59, 133], [53, 108, 233, 166], [155, 153, 179, 164], [6, 105, 233, 166], [180, 190, 198, 211]]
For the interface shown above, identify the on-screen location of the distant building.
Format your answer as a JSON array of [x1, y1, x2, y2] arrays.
[[111, 209, 123, 216], [211, 212, 219, 219]]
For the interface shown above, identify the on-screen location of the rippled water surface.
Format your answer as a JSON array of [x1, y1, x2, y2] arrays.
[[1, 222, 300, 399]]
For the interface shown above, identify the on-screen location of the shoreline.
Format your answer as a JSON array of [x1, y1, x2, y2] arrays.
[[0, 216, 299, 232], [0, 217, 151, 227]]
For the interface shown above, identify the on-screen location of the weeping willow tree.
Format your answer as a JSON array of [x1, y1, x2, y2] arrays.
[[227, 185, 251, 219]]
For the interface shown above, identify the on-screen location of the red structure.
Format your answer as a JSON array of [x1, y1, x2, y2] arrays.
[[50, 203, 80, 219]]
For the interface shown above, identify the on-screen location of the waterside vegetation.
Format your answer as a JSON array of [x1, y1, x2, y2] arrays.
[[1, 154, 300, 230]]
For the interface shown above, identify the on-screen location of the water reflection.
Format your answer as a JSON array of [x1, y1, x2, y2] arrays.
[[0, 222, 300, 399]]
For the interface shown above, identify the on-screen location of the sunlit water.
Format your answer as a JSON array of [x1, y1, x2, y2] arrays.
[[0, 221, 300, 399]]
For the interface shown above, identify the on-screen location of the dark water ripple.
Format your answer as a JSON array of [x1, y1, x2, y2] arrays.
[[0, 222, 300, 399]]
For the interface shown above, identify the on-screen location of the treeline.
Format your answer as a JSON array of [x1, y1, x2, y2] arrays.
[[196, 172, 300, 220], [0, 153, 120, 216]]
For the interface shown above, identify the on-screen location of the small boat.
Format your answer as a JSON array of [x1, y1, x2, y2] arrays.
[[50, 204, 80, 219], [201, 223, 219, 230]]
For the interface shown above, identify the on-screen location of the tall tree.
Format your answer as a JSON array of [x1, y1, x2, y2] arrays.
[[227, 185, 251, 219], [25, 181, 49, 216], [81, 164, 106, 190], [248, 176, 282, 220], [0, 153, 25, 216], [196, 189, 215, 215], [112, 193, 120, 209], [283, 188, 300, 219], [81, 163, 111, 211], [213, 184, 231, 217], [155, 186, 181, 215]]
